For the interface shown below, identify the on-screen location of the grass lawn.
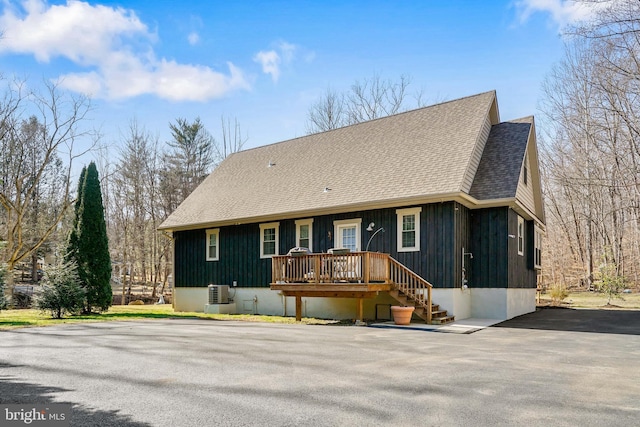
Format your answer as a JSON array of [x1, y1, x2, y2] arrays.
[[4, 291, 638, 331], [0, 304, 338, 330], [540, 291, 640, 309]]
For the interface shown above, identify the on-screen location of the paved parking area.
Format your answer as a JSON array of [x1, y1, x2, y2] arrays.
[[1, 308, 639, 426]]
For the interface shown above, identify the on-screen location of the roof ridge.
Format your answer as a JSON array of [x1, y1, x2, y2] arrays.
[[501, 115, 534, 124], [234, 90, 498, 155]]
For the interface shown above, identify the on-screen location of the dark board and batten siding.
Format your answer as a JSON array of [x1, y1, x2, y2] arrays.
[[509, 209, 538, 288], [174, 224, 273, 288], [470, 208, 509, 288], [173, 202, 470, 289], [469, 207, 537, 289]]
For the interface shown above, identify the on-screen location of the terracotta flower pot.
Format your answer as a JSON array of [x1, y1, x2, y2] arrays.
[[391, 306, 415, 325]]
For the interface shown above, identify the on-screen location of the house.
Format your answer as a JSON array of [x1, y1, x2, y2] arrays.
[[159, 91, 545, 322]]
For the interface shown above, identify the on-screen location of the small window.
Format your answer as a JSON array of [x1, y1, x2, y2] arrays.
[[396, 207, 421, 252], [534, 227, 542, 269], [295, 219, 313, 251], [523, 153, 529, 186], [260, 222, 279, 259], [206, 229, 219, 261], [517, 216, 524, 256]]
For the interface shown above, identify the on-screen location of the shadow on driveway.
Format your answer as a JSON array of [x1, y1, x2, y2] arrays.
[[493, 307, 640, 335], [0, 362, 151, 427]]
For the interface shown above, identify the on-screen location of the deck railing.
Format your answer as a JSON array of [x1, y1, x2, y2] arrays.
[[272, 251, 389, 284]]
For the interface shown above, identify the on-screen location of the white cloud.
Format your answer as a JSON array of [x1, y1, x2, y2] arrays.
[[253, 40, 304, 83], [0, 1, 250, 101], [514, 0, 602, 27], [188, 31, 200, 46], [278, 41, 296, 63], [253, 50, 281, 82]]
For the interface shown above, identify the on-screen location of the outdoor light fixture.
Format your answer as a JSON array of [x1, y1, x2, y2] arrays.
[[365, 225, 385, 251]]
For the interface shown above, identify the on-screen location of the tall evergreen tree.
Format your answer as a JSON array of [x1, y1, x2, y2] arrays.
[[67, 162, 112, 312], [66, 166, 86, 263]]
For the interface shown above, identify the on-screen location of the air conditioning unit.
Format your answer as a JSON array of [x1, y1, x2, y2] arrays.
[[208, 284, 229, 304]]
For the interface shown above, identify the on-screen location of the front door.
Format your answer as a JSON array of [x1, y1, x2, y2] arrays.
[[333, 219, 362, 280], [334, 219, 361, 251]]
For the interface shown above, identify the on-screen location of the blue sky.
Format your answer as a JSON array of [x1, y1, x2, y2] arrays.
[[0, 0, 594, 160]]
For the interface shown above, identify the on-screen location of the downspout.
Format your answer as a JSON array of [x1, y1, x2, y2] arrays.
[[161, 231, 175, 310]]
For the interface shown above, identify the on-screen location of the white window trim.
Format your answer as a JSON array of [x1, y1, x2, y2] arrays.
[[260, 222, 279, 259], [205, 228, 220, 261], [534, 226, 543, 269], [295, 218, 313, 252], [396, 207, 422, 252], [333, 218, 362, 251], [517, 216, 524, 256]]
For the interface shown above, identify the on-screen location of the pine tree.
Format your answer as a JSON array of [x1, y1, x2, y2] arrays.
[[67, 162, 112, 312]]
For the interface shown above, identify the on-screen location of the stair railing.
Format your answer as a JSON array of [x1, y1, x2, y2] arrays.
[[388, 257, 433, 323]]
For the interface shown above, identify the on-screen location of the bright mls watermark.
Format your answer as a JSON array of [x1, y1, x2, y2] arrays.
[[1, 404, 70, 426]]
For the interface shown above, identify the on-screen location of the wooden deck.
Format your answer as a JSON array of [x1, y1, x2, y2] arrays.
[[271, 253, 448, 324], [271, 252, 400, 321]]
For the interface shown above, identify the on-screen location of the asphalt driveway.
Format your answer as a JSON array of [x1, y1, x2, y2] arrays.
[[1, 308, 639, 426]]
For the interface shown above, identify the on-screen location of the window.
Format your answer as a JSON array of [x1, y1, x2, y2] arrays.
[[517, 216, 524, 256], [206, 229, 219, 261], [295, 219, 313, 251], [260, 222, 279, 258], [523, 153, 529, 186], [534, 227, 542, 269], [396, 207, 421, 252], [333, 219, 362, 252]]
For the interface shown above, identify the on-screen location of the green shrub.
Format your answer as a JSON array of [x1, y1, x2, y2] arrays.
[[37, 261, 85, 319], [597, 261, 625, 305], [549, 284, 569, 305]]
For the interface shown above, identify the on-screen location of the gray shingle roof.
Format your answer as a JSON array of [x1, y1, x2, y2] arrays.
[[160, 91, 499, 230], [469, 117, 532, 200]]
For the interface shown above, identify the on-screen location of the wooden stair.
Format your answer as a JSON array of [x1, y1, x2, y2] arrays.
[[389, 288, 455, 324]]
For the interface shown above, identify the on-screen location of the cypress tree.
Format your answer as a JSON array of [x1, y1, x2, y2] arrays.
[[67, 162, 112, 312], [66, 166, 86, 263]]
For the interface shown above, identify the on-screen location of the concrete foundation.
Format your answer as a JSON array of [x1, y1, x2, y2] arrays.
[[173, 286, 536, 321]]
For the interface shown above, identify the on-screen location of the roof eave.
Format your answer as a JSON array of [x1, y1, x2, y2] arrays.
[[159, 191, 547, 233]]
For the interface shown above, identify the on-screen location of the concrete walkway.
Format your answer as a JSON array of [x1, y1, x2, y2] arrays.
[[370, 318, 502, 334]]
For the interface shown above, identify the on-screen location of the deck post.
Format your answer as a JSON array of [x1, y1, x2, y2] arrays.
[[295, 295, 302, 321], [356, 298, 364, 321], [427, 286, 432, 324], [363, 252, 370, 283]]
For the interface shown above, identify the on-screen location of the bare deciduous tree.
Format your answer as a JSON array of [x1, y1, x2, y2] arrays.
[[539, 1, 640, 290], [305, 74, 424, 134], [0, 80, 95, 291], [217, 115, 248, 164]]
